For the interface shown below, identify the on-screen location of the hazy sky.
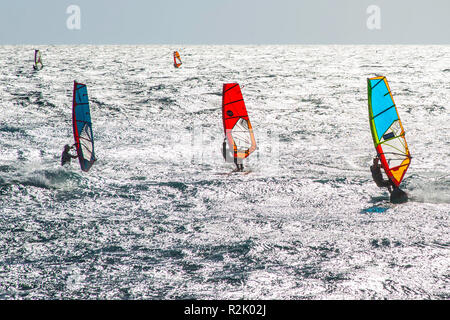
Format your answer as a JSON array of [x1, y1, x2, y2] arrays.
[[0, 0, 449, 44]]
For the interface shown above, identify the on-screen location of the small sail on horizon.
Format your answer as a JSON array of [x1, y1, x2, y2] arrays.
[[33, 49, 43, 70], [173, 51, 182, 68]]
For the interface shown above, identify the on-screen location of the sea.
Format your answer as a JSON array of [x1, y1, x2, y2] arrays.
[[0, 45, 448, 299]]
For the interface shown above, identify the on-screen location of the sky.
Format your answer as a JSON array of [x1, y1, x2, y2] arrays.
[[0, 0, 449, 45]]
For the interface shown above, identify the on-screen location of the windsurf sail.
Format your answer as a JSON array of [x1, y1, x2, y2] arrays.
[[72, 81, 96, 172], [222, 83, 257, 160], [173, 51, 182, 68], [33, 49, 43, 70], [368, 76, 411, 187]]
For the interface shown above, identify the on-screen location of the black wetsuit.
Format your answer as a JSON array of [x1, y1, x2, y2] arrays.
[[234, 159, 244, 172], [222, 139, 243, 171], [61, 150, 77, 166], [370, 164, 392, 189], [222, 139, 231, 162], [371, 162, 408, 203]]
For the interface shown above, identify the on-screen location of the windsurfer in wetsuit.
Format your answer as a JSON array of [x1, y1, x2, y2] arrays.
[[173, 52, 180, 68], [61, 144, 78, 166], [222, 138, 244, 172], [370, 157, 408, 203], [234, 158, 244, 172], [370, 157, 394, 192]]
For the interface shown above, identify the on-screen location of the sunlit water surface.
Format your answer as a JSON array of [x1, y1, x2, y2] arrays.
[[0, 45, 449, 299]]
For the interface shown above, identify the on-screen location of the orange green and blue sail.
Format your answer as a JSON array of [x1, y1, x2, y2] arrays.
[[367, 76, 411, 187]]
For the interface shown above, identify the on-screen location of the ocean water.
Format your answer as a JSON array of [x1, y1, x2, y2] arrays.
[[0, 45, 448, 300]]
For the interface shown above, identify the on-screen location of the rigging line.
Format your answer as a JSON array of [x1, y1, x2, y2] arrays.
[[79, 136, 93, 142], [386, 163, 410, 171], [80, 147, 93, 154], [234, 139, 252, 145], [370, 77, 385, 90], [372, 104, 396, 119], [223, 84, 239, 94], [80, 141, 92, 149], [379, 151, 409, 157], [378, 152, 412, 160], [223, 99, 244, 107]]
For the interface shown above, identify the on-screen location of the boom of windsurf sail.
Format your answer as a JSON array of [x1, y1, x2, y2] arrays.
[[72, 81, 96, 172], [33, 49, 43, 70], [368, 76, 411, 187], [173, 51, 182, 68], [222, 83, 257, 159]]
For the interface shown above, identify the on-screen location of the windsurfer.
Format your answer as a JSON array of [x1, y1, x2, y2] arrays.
[[222, 138, 244, 172], [173, 51, 181, 68], [370, 157, 407, 203], [234, 159, 244, 172], [33, 50, 43, 70], [61, 144, 78, 166], [222, 138, 231, 161], [370, 157, 393, 191]]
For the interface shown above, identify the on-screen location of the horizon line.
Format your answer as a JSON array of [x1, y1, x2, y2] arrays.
[[2, 43, 449, 46]]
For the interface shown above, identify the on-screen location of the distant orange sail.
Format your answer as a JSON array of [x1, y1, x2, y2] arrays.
[[173, 51, 182, 68]]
